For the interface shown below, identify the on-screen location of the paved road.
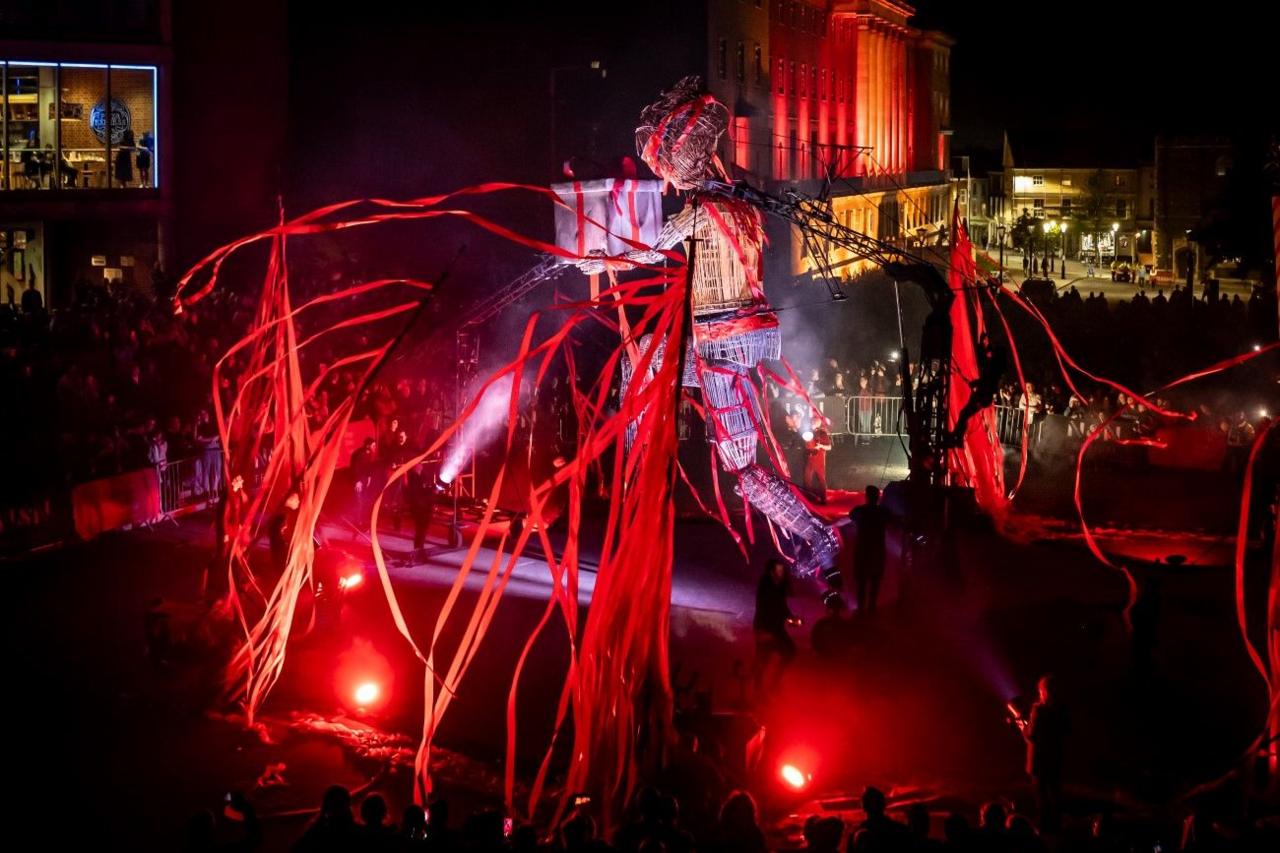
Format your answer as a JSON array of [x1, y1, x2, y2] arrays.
[[7, 485, 1269, 849], [988, 258, 1257, 302]]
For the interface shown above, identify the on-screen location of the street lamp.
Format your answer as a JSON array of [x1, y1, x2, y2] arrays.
[[1110, 221, 1119, 265], [1042, 220, 1053, 277], [1060, 221, 1068, 277], [997, 223, 1007, 280]]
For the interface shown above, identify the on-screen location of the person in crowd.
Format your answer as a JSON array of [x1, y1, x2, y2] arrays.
[[803, 422, 833, 502], [804, 814, 845, 851], [1023, 675, 1069, 833], [356, 793, 398, 851], [942, 812, 974, 853], [291, 785, 355, 852], [977, 801, 1011, 853], [114, 129, 136, 186], [425, 797, 455, 849], [21, 279, 43, 314], [136, 132, 153, 186], [908, 803, 942, 853], [405, 458, 439, 559], [351, 437, 379, 522], [848, 485, 890, 617], [753, 558, 800, 699], [1006, 813, 1046, 853], [811, 589, 851, 659], [147, 428, 169, 468], [707, 790, 768, 853], [850, 786, 910, 852], [399, 804, 427, 845]]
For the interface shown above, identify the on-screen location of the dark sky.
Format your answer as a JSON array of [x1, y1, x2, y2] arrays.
[[912, 0, 1278, 160], [286, 0, 1278, 202]]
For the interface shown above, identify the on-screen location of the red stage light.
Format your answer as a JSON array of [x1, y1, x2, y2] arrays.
[[780, 763, 810, 790], [338, 572, 363, 591], [354, 681, 380, 706]]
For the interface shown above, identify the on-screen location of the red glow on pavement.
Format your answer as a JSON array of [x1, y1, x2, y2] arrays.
[[335, 638, 393, 713]]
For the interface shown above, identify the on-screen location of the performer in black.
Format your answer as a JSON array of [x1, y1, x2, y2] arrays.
[[404, 459, 440, 560]]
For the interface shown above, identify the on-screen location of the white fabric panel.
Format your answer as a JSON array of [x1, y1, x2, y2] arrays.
[[552, 178, 664, 258]]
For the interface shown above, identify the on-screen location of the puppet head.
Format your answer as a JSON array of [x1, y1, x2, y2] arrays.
[[634, 76, 729, 190]]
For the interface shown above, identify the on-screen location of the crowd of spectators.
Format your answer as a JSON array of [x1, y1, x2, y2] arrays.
[[782, 284, 1274, 449], [184, 779, 1278, 853], [3, 277, 1272, 534], [0, 280, 244, 514]]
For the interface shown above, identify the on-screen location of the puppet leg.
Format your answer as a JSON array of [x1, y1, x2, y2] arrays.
[[699, 358, 839, 577], [621, 333, 699, 449]]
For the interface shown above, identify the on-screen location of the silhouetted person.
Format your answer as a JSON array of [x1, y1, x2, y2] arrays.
[[616, 788, 693, 853], [705, 790, 767, 853], [292, 785, 355, 852], [753, 558, 799, 698], [978, 802, 1011, 853], [1006, 814, 1045, 853], [908, 803, 942, 853], [400, 804, 427, 844], [804, 814, 845, 851], [850, 786, 910, 853], [405, 460, 439, 558], [848, 486, 890, 617], [185, 809, 217, 852], [425, 797, 454, 849], [942, 813, 975, 853], [357, 793, 397, 851], [561, 811, 606, 852], [1024, 675, 1068, 833], [21, 280, 43, 314]]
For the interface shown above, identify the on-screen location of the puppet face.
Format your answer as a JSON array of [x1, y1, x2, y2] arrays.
[[634, 76, 729, 190]]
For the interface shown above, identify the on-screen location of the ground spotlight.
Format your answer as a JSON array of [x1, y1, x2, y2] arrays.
[[353, 681, 380, 707], [338, 572, 363, 591], [802, 429, 814, 442], [780, 763, 810, 790]]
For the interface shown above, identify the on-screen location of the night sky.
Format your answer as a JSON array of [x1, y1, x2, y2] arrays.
[[912, 0, 1278, 159], [288, 1, 1276, 202]]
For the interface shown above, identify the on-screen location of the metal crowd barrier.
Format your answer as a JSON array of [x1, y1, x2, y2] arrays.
[[158, 454, 225, 516]]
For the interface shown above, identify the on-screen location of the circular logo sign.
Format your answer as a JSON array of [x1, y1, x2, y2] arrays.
[[90, 98, 132, 145]]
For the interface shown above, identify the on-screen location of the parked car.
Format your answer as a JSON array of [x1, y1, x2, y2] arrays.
[[1110, 260, 1132, 283]]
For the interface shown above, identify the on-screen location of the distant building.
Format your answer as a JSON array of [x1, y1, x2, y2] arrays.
[[997, 132, 1152, 266], [0, 0, 287, 306], [557, 0, 956, 283], [1153, 136, 1234, 280]]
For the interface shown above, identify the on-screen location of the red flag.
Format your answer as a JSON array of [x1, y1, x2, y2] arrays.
[[947, 204, 1008, 516]]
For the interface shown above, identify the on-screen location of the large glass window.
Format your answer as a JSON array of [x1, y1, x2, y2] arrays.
[[57, 64, 108, 189], [4, 63, 57, 190], [107, 67, 157, 188], [1, 62, 157, 192]]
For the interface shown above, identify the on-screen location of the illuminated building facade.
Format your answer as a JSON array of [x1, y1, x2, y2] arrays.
[[704, 0, 956, 278]]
